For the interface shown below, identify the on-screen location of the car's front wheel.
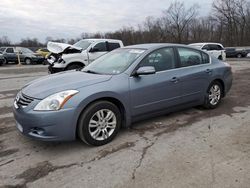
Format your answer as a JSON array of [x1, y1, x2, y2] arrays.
[[237, 53, 242, 58], [25, 58, 32, 65], [3, 58, 8, 64], [77, 101, 121, 146], [204, 81, 223, 109]]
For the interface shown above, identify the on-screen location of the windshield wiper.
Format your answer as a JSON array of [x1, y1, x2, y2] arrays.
[[83, 70, 99, 74]]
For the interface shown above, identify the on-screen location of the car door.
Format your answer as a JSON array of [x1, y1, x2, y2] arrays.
[[5, 47, 17, 62], [88, 42, 108, 62], [129, 47, 182, 116], [176, 47, 212, 103]]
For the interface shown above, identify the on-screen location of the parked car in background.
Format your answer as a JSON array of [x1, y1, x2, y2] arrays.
[[13, 44, 232, 146], [47, 38, 124, 73], [0, 47, 45, 64], [36, 48, 50, 58], [0, 54, 4, 66], [189, 43, 226, 61], [225, 48, 248, 58], [245, 49, 250, 58]]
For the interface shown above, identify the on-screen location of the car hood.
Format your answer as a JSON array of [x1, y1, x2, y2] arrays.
[[47, 41, 82, 54], [22, 71, 112, 99]]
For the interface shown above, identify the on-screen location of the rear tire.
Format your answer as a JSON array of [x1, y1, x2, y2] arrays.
[[203, 81, 223, 109], [77, 101, 121, 146]]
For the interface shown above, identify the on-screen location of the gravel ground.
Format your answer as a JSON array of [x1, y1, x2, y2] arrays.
[[0, 60, 250, 188]]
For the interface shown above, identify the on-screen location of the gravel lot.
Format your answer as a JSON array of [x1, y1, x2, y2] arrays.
[[0, 59, 250, 188]]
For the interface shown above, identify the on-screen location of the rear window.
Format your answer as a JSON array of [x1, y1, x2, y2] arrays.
[[108, 42, 120, 51]]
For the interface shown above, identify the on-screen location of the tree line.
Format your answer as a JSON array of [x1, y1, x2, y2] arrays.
[[0, 0, 249, 48]]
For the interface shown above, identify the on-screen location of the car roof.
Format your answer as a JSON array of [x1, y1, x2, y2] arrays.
[[123, 43, 192, 50], [189, 43, 223, 46], [82, 38, 122, 43]]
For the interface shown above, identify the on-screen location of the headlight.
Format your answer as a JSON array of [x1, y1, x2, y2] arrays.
[[34, 90, 79, 111]]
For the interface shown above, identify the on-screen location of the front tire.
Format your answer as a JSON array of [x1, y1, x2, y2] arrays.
[[3, 58, 8, 64], [25, 58, 32, 65], [203, 81, 223, 109], [77, 101, 121, 146], [237, 53, 242, 58]]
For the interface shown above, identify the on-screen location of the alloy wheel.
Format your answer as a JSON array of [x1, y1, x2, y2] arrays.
[[208, 84, 221, 106], [88, 109, 117, 141]]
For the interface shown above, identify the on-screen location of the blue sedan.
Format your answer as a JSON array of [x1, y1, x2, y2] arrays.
[[13, 44, 233, 146]]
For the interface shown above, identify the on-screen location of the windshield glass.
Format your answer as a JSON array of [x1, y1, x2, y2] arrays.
[[0, 48, 5, 53], [74, 40, 91, 50], [82, 48, 145, 75], [20, 48, 34, 53]]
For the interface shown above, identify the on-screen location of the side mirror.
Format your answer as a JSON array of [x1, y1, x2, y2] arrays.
[[89, 47, 99, 53], [135, 66, 156, 76]]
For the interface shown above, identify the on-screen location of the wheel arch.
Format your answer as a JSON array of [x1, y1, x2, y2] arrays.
[[65, 61, 85, 70], [211, 78, 225, 97], [75, 96, 129, 138]]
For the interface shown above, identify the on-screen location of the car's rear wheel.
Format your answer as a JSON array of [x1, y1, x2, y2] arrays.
[[77, 101, 121, 146], [203, 81, 222, 109], [66, 64, 83, 71]]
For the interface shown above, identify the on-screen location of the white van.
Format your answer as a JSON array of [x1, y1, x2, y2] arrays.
[[47, 39, 124, 73], [189, 43, 226, 61]]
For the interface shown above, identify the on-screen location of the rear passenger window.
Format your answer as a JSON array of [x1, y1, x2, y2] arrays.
[[177, 48, 202, 67], [139, 48, 176, 72], [202, 52, 210, 64], [108, 43, 120, 51], [6, 48, 14, 53]]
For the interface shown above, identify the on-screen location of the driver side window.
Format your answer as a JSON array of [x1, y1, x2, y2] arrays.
[[93, 42, 107, 52], [139, 48, 176, 72]]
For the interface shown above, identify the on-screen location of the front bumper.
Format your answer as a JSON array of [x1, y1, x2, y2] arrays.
[[0, 58, 4, 65], [13, 99, 78, 141]]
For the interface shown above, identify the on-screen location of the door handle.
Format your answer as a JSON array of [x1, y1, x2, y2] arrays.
[[205, 69, 212, 74], [170, 77, 179, 83]]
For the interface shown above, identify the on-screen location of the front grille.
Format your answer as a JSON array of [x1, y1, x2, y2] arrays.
[[17, 93, 34, 108]]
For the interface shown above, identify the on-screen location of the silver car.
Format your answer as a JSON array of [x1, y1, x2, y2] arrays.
[[13, 44, 233, 146]]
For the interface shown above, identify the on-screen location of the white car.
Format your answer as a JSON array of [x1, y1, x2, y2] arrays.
[[47, 39, 124, 73], [189, 43, 226, 61]]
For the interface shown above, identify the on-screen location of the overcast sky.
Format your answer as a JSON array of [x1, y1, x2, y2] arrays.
[[0, 0, 213, 42]]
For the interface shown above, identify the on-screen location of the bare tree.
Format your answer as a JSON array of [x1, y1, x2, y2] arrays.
[[161, 1, 199, 43]]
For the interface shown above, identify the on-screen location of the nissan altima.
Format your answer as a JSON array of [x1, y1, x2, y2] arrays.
[[13, 44, 233, 146]]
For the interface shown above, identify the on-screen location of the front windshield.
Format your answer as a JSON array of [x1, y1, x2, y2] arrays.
[[74, 40, 91, 50], [82, 48, 145, 75], [20, 48, 33, 53]]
